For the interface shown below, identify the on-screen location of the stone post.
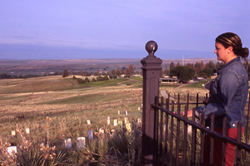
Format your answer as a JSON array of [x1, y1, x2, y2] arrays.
[[141, 41, 162, 165]]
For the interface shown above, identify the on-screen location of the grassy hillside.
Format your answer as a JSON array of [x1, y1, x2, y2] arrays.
[[0, 76, 210, 165]]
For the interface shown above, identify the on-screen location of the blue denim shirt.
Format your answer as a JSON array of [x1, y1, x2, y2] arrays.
[[196, 57, 248, 128]]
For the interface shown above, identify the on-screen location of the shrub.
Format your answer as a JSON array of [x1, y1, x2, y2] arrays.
[[85, 77, 89, 83], [62, 69, 69, 78], [76, 78, 85, 84]]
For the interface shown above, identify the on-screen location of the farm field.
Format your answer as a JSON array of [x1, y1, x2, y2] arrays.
[[0, 75, 209, 165]]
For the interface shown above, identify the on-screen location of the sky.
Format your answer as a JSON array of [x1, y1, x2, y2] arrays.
[[0, 0, 249, 60]]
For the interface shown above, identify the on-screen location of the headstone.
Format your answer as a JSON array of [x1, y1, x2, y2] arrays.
[[64, 138, 72, 148], [125, 111, 128, 115], [114, 119, 117, 126], [87, 120, 91, 125], [88, 130, 93, 139], [76, 137, 86, 149], [138, 118, 142, 124], [11, 130, 15, 136], [26, 128, 30, 134], [107, 117, 110, 125], [118, 110, 120, 114], [138, 107, 140, 111], [7, 146, 17, 156], [124, 117, 129, 124]]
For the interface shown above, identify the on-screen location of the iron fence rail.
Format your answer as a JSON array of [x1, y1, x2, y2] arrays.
[[151, 94, 250, 166]]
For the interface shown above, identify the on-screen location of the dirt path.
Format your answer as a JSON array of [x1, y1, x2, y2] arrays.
[[174, 81, 199, 89]]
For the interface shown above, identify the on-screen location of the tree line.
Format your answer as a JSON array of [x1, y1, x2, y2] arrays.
[[62, 64, 136, 79], [163, 60, 250, 82]]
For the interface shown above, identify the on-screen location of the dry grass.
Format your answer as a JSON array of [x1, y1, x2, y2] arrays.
[[0, 76, 212, 165]]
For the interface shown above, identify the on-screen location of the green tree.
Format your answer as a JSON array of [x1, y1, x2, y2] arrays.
[[116, 68, 121, 77], [62, 69, 69, 77], [198, 68, 213, 78], [170, 66, 195, 82], [85, 77, 89, 83], [169, 62, 175, 70], [186, 63, 194, 69], [125, 68, 131, 77], [205, 61, 216, 70], [216, 62, 224, 70], [128, 64, 135, 75], [163, 65, 169, 75]]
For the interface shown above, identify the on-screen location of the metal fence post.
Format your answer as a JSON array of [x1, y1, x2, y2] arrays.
[[141, 41, 162, 165]]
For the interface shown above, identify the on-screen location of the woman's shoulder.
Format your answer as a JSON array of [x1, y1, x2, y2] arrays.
[[221, 59, 247, 76]]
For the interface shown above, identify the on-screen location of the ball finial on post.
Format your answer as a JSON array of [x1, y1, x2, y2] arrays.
[[145, 40, 158, 56]]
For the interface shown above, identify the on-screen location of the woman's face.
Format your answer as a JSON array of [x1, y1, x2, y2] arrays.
[[214, 42, 228, 63]]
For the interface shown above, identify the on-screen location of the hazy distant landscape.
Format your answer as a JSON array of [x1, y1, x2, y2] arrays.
[[0, 58, 217, 76]]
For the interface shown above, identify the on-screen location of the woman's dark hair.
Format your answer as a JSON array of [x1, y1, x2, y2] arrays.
[[216, 32, 249, 60]]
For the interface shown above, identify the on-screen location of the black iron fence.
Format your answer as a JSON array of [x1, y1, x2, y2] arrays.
[[152, 94, 250, 165], [141, 41, 250, 166]]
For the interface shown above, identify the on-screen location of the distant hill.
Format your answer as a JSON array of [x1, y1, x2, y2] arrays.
[[0, 58, 218, 76]]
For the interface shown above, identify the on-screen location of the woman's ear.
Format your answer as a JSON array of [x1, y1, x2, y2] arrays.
[[227, 46, 233, 54]]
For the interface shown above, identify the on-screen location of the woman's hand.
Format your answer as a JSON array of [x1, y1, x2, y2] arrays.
[[186, 109, 193, 117], [203, 98, 209, 105]]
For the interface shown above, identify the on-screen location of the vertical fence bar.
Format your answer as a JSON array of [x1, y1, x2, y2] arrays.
[[196, 93, 199, 107], [191, 104, 197, 165], [199, 112, 205, 165], [159, 97, 164, 165], [186, 93, 190, 110], [164, 95, 170, 164], [141, 41, 162, 166], [175, 94, 180, 165], [183, 105, 188, 166], [210, 114, 215, 165], [245, 93, 250, 166], [222, 117, 227, 166], [170, 100, 174, 165]]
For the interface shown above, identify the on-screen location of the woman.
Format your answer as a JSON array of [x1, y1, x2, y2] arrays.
[[187, 32, 249, 166]]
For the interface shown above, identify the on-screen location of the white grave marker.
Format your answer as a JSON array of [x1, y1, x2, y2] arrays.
[[138, 118, 142, 124], [11, 130, 15, 136], [125, 111, 128, 115], [114, 119, 117, 126], [88, 130, 93, 139], [7, 146, 17, 156], [64, 138, 72, 148], [118, 110, 120, 114], [87, 120, 91, 125], [26, 128, 30, 134], [138, 107, 140, 111], [107, 117, 110, 125], [76, 137, 86, 149], [124, 117, 128, 124]]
